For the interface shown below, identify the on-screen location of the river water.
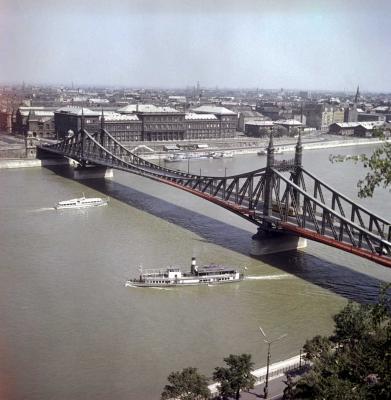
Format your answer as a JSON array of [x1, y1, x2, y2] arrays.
[[0, 144, 390, 399]]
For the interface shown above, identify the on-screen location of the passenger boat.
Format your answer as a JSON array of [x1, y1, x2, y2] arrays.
[[258, 147, 283, 155], [210, 151, 234, 159], [126, 257, 244, 287], [55, 195, 109, 210]]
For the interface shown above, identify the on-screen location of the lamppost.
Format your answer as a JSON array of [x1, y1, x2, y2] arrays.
[[259, 326, 287, 399]]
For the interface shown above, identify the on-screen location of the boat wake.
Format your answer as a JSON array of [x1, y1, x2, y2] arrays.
[[245, 274, 292, 281], [125, 282, 139, 288], [28, 207, 55, 213]]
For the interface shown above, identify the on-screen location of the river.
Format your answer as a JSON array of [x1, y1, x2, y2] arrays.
[[0, 144, 390, 399]]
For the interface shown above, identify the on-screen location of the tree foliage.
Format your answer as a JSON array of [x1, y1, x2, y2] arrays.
[[161, 367, 211, 400], [283, 284, 391, 400], [213, 354, 256, 400]]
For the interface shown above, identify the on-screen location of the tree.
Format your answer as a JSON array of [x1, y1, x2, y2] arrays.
[[161, 367, 211, 400], [213, 354, 256, 400], [283, 284, 391, 399], [330, 130, 391, 198]]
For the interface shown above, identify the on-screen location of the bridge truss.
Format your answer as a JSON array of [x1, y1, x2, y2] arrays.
[[38, 122, 391, 268]]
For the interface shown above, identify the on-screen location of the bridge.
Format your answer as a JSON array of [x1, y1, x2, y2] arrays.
[[38, 112, 391, 268]]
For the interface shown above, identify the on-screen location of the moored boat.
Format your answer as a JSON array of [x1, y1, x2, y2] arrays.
[[55, 195, 109, 210], [211, 151, 234, 159], [126, 257, 244, 287]]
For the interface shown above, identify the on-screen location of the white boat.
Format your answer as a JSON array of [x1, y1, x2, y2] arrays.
[[126, 257, 244, 287], [166, 152, 210, 162], [55, 195, 109, 210], [258, 147, 283, 155], [211, 151, 234, 159], [165, 153, 187, 162]]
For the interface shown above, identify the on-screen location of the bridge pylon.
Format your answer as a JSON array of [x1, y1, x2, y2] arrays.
[[251, 132, 307, 256]]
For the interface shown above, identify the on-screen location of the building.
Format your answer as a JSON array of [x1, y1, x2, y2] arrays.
[[0, 109, 13, 133], [329, 121, 386, 137], [274, 119, 303, 134], [118, 104, 186, 141], [244, 120, 274, 137], [191, 105, 237, 137], [354, 121, 386, 137], [26, 109, 55, 138], [184, 113, 220, 140], [238, 110, 266, 132], [54, 106, 101, 138], [328, 122, 360, 136], [52, 103, 238, 143], [15, 107, 55, 136], [357, 113, 386, 122], [102, 112, 142, 142]]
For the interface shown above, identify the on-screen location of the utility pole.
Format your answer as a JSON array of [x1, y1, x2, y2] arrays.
[[259, 326, 287, 399]]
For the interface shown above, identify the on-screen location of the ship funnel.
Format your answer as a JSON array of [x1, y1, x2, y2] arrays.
[[191, 257, 198, 274]]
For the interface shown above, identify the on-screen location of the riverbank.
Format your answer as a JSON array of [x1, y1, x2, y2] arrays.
[[0, 158, 70, 169], [140, 137, 390, 160], [208, 353, 305, 396], [0, 137, 388, 168]]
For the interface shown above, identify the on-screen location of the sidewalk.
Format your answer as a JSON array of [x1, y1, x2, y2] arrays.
[[208, 354, 308, 399]]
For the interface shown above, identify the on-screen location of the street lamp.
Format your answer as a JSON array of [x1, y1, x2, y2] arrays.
[[259, 326, 287, 399]]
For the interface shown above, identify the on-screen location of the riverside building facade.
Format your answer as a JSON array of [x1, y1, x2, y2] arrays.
[[18, 103, 239, 142]]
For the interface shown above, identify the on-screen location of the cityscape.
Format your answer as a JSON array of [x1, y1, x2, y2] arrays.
[[1, 1, 390, 400]]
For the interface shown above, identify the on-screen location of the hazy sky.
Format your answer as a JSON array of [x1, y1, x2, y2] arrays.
[[1, 0, 391, 91]]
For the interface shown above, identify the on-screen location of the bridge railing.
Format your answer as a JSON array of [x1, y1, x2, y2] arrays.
[[272, 168, 391, 257], [299, 168, 391, 242]]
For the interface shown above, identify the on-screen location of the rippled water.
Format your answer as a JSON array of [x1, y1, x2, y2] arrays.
[[0, 144, 390, 399]]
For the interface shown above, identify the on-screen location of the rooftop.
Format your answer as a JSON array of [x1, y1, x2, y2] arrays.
[[191, 105, 237, 115], [185, 112, 218, 120], [55, 106, 100, 116], [274, 119, 303, 126], [117, 104, 180, 114], [245, 120, 274, 126], [101, 111, 139, 121], [333, 122, 361, 128]]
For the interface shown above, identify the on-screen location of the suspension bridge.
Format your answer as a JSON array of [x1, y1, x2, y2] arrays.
[[37, 113, 391, 268]]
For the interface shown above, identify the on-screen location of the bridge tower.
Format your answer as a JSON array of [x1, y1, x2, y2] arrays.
[[262, 132, 275, 228], [292, 131, 303, 206], [250, 132, 307, 256], [72, 107, 113, 180], [80, 108, 86, 165]]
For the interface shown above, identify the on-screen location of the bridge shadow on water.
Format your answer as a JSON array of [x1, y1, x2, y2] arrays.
[[45, 165, 388, 304]]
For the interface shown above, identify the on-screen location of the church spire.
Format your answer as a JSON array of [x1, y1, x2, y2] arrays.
[[101, 108, 105, 131], [354, 85, 360, 104]]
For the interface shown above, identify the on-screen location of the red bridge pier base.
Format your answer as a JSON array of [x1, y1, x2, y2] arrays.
[[73, 165, 114, 180], [250, 229, 307, 256]]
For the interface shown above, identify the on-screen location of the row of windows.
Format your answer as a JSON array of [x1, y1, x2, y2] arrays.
[[109, 125, 142, 131], [145, 133, 184, 141], [187, 124, 219, 129], [144, 116, 183, 122], [144, 124, 184, 130]]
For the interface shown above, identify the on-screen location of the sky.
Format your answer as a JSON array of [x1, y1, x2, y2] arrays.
[[1, 0, 391, 91]]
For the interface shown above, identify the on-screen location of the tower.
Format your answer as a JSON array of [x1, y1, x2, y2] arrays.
[[354, 85, 360, 104], [262, 132, 275, 224]]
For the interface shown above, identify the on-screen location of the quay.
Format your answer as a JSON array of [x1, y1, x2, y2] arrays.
[[208, 353, 306, 397], [0, 135, 388, 169]]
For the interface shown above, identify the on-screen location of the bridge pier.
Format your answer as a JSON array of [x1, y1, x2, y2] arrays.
[[73, 165, 113, 180], [250, 229, 307, 256]]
